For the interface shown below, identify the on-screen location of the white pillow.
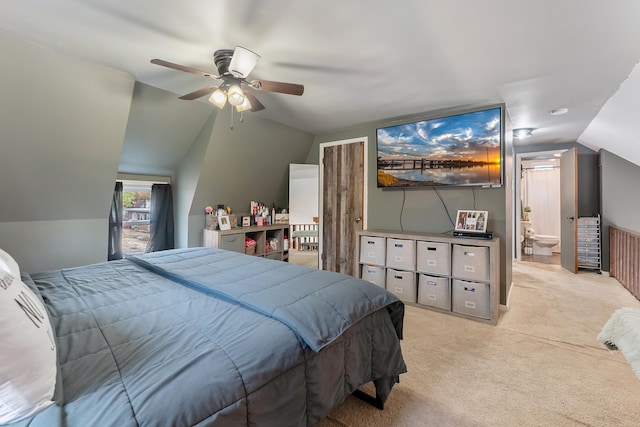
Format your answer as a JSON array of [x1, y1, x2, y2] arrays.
[[0, 248, 20, 277], [0, 271, 57, 424]]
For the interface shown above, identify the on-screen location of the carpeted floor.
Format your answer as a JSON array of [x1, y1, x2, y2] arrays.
[[317, 261, 640, 427]]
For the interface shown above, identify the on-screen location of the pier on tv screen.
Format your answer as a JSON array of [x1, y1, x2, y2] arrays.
[[376, 106, 503, 188]]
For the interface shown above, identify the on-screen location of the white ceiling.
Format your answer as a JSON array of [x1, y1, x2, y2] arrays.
[[2, 0, 640, 161]]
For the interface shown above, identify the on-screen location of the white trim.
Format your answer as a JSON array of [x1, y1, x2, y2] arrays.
[[318, 137, 369, 268]]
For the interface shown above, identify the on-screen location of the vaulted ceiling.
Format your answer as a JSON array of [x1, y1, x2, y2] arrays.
[[1, 1, 639, 163]]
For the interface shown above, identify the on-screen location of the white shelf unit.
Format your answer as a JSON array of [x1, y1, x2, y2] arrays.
[[577, 216, 601, 271], [203, 224, 289, 262], [356, 230, 501, 325]]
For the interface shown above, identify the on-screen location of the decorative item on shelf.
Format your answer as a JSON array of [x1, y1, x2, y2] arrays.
[[249, 200, 274, 226], [218, 215, 232, 231], [245, 236, 256, 255], [275, 209, 289, 224], [523, 206, 531, 221], [205, 206, 215, 229]]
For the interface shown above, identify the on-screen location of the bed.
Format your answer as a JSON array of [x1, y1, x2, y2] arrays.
[[1, 247, 406, 426]]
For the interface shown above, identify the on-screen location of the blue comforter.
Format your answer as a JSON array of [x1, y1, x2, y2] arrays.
[[129, 247, 404, 352], [7, 248, 406, 427]]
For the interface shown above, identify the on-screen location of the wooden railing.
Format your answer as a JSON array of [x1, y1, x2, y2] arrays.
[[610, 226, 640, 301]]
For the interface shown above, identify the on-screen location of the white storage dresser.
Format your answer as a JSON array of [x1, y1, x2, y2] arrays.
[[356, 229, 501, 325]]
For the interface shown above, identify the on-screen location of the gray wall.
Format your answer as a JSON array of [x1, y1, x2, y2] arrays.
[[309, 104, 514, 305], [174, 113, 217, 248], [599, 149, 640, 271], [0, 33, 135, 272], [179, 107, 316, 247], [0, 32, 315, 272]]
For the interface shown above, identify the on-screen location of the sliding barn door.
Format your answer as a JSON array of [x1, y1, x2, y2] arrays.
[[321, 140, 365, 275]]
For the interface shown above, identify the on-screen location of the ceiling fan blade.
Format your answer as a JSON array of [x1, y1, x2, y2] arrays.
[[243, 91, 265, 112], [179, 85, 217, 100], [229, 46, 260, 78], [250, 79, 304, 96], [151, 59, 218, 79]]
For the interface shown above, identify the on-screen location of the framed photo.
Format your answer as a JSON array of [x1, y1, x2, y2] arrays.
[[218, 214, 232, 231], [242, 216, 251, 227], [455, 210, 488, 233]]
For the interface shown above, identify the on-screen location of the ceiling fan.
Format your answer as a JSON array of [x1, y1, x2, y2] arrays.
[[151, 46, 304, 113]]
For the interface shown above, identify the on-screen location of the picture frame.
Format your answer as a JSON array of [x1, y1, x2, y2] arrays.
[[242, 216, 251, 227], [218, 214, 232, 231], [455, 210, 488, 233]]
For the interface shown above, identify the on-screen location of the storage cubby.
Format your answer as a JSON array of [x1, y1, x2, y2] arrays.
[[356, 229, 500, 325], [203, 224, 289, 262]]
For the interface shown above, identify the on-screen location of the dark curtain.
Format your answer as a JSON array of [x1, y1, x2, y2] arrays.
[[108, 181, 123, 260], [146, 183, 175, 253]]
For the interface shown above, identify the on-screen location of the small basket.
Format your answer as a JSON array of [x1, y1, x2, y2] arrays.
[[245, 243, 256, 255]]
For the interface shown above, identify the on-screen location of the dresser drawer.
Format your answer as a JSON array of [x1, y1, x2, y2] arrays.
[[219, 233, 245, 253], [416, 241, 450, 276], [452, 244, 489, 282]]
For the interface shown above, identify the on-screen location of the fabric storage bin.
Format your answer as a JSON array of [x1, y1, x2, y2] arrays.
[[452, 279, 490, 319], [418, 274, 450, 310], [386, 268, 416, 303], [220, 233, 245, 253], [359, 235, 386, 266], [416, 241, 450, 275], [452, 244, 489, 282], [361, 264, 385, 288], [386, 238, 416, 271]]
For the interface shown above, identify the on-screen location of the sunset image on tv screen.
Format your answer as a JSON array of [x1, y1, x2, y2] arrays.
[[376, 107, 502, 187]]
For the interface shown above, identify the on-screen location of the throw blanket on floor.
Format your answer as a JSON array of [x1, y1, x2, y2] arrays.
[[597, 307, 640, 379]]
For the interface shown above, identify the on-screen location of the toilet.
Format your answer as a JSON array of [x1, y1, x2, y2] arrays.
[[521, 220, 559, 256], [531, 234, 560, 256]]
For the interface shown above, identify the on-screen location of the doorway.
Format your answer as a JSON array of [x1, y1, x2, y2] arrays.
[[515, 150, 565, 266], [319, 137, 367, 275]]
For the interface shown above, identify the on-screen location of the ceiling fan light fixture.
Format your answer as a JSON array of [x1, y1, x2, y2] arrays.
[[208, 88, 227, 109], [236, 96, 253, 112], [227, 84, 245, 106], [229, 46, 260, 78]]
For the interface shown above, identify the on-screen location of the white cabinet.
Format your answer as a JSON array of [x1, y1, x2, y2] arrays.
[[356, 230, 500, 325]]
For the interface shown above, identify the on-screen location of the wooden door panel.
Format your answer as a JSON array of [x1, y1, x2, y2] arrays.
[[322, 141, 364, 275]]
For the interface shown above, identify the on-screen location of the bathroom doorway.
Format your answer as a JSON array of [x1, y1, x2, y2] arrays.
[[515, 150, 565, 265]]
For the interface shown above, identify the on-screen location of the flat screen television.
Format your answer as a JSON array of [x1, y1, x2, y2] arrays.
[[376, 106, 503, 188]]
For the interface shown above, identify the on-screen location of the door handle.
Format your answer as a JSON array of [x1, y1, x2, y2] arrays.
[[567, 216, 575, 221], [354, 217, 362, 223]]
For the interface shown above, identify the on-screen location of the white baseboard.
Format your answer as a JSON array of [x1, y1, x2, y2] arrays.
[[500, 281, 515, 312]]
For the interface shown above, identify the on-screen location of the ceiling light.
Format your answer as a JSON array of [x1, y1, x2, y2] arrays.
[[227, 85, 245, 106], [208, 88, 227, 109], [236, 96, 253, 112], [229, 46, 260, 78], [549, 107, 568, 116], [513, 128, 535, 140]]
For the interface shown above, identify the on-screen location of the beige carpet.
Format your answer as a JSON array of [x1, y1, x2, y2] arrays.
[[318, 261, 640, 427]]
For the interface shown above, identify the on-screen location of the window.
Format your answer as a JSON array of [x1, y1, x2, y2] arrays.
[[121, 181, 152, 256]]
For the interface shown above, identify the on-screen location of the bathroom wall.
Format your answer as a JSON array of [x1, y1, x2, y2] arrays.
[[521, 159, 561, 252]]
